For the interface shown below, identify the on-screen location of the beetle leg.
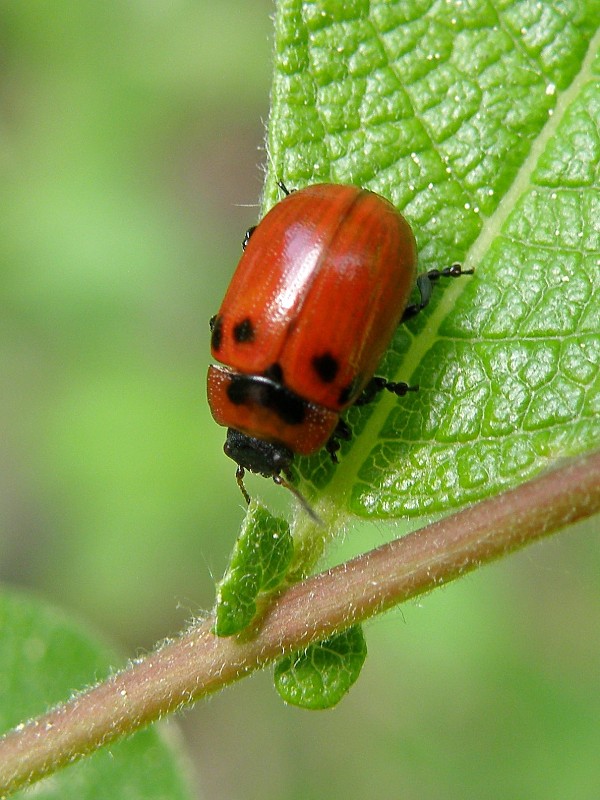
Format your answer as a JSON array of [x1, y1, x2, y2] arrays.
[[401, 262, 474, 322], [355, 376, 419, 406], [235, 466, 252, 505], [326, 382, 419, 464], [242, 225, 257, 250], [241, 181, 295, 249], [276, 180, 299, 196], [325, 418, 352, 463]]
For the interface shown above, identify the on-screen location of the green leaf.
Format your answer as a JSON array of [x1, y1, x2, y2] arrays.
[[0, 589, 193, 800], [274, 625, 368, 709], [214, 503, 294, 636], [264, 1, 600, 518]]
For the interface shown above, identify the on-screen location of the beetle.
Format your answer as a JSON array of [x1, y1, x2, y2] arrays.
[[207, 182, 472, 513]]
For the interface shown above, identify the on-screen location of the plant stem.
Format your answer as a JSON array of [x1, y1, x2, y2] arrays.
[[1, 449, 599, 795]]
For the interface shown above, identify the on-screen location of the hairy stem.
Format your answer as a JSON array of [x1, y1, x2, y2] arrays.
[[1, 449, 599, 795]]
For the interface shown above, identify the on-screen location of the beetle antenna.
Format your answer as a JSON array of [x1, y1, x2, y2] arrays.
[[273, 475, 322, 525], [236, 466, 321, 524], [235, 466, 251, 505]]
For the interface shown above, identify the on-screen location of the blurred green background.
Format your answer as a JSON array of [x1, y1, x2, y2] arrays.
[[1, 3, 598, 799], [0, 1, 275, 641]]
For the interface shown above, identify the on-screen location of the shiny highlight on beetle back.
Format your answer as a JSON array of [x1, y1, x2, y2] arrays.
[[210, 184, 417, 413]]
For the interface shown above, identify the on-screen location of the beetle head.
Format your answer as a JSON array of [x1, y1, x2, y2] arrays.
[[224, 428, 293, 478], [224, 428, 321, 523]]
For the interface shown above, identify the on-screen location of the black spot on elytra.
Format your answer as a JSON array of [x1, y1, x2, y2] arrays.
[[210, 315, 223, 351], [312, 352, 339, 384], [226, 374, 306, 426], [233, 317, 255, 343]]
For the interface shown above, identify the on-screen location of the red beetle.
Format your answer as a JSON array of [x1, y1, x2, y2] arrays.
[[208, 183, 470, 512]]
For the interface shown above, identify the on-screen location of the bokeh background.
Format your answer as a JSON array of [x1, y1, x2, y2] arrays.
[[1, 4, 598, 799]]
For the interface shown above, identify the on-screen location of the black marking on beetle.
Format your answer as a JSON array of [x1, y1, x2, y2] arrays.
[[211, 315, 223, 351], [263, 362, 284, 383], [242, 225, 256, 251], [224, 428, 293, 478], [312, 352, 339, 384], [233, 317, 255, 343], [325, 418, 352, 464], [226, 374, 306, 426]]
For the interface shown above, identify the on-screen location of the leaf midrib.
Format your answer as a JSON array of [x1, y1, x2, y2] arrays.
[[321, 29, 600, 510]]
